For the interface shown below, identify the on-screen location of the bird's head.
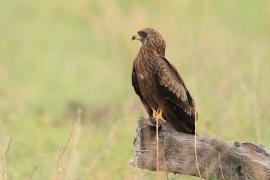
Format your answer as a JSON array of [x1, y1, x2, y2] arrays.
[[132, 27, 166, 56]]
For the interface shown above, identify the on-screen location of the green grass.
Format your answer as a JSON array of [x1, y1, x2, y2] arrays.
[[0, 0, 270, 179]]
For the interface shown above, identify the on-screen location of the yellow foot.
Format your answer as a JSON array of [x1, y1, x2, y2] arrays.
[[152, 108, 166, 124]]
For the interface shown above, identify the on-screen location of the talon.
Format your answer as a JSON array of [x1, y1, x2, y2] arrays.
[[152, 109, 157, 120], [152, 108, 166, 124]]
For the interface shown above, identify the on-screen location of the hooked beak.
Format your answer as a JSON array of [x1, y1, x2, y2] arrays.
[[132, 33, 142, 41]]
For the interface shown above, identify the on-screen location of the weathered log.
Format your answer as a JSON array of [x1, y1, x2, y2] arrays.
[[130, 118, 270, 180]]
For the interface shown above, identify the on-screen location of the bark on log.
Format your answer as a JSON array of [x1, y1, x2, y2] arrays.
[[130, 118, 270, 180]]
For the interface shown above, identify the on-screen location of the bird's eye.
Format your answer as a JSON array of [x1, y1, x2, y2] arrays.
[[138, 31, 147, 38]]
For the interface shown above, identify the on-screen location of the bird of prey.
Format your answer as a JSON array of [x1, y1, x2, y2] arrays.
[[131, 28, 197, 134]]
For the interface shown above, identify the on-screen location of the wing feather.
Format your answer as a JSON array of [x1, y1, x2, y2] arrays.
[[155, 57, 196, 130]]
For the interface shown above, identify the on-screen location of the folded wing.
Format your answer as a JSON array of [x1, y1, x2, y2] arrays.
[[155, 57, 196, 133]]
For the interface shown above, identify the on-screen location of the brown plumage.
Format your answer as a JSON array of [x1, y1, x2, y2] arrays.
[[131, 27, 197, 134]]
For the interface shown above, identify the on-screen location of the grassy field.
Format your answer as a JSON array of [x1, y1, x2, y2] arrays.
[[0, 0, 270, 179]]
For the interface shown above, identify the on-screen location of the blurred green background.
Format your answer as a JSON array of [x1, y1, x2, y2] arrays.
[[0, 0, 270, 179]]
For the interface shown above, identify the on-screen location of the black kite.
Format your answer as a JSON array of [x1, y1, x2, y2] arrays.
[[132, 28, 197, 134]]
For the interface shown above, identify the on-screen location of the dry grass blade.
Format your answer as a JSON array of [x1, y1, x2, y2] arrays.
[[163, 137, 169, 180], [4, 137, 13, 160], [27, 156, 44, 180], [54, 109, 80, 180], [156, 122, 159, 180], [218, 152, 225, 180], [1, 137, 13, 180], [55, 126, 74, 180], [58, 125, 75, 162], [64, 108, 81, 180]]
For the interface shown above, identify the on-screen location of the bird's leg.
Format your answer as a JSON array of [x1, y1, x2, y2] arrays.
[[152, 108, 166, 124]]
